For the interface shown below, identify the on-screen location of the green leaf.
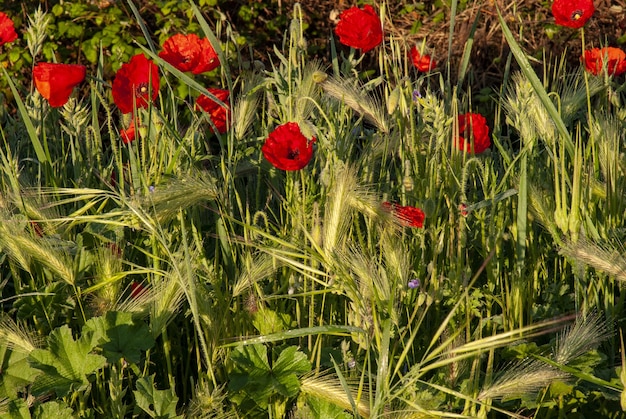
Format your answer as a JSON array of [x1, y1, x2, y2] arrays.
[[0, 398, 31, 419], [83, 311, 155, 364], [228, 344, 311, 408], [28, 325, 106, 397], [272, 346, 312, 398], [252, 307, 290, 335], [32, 401, 75, 419], [229, 344, 272, 407], [0, 348, 41, 399], [305, 395, 352, 419], [567, 349, 606, 373], [134, 375, 182, 419]]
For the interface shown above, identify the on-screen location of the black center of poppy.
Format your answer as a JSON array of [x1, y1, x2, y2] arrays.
[[571, 10, 582, 20], [287, 148, 300, 159], [135, 82, 149, 98]]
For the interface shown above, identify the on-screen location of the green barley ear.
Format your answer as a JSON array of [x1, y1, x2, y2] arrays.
[[315, 73, 389, 133], [294, 61, 325, 124], [0, 315, 41, 354], [591, 113, 622, 187], [233, 72, 264, 141], [553, 311, 611, 365], [478, 358, 568, 401], [59, 98, 91, 138], [553, 68, 603, 125], [186, 380, 234, 419], [25, 8, 50, 59], [559, 239, 626, 284], [148, 277, 185, 339], [503, 72, 555, 150], [414, 89, 451, 150], [87, 244, 126, 315], [0, 210, 75, 285], [527, 184, 560, 242], [139, 171, 219, 224], [322, 165, 383, 256], [300, 373, 370, 418], [232, 252, 283, 297]]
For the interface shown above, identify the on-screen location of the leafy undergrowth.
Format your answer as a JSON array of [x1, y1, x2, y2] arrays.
[[1, 1, 626, 418]]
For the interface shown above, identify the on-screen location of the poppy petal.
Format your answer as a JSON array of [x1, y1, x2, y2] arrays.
[[33, 63, 86, 107]]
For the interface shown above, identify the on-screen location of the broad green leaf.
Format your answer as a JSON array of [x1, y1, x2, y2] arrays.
[[0, 399, 31, 419], [305, 395, 353, 419], [134, 375, 182, 419], [32, 401, 75, 419], [272, 346, 312, 398], [229, 344, 272, 407], [83, 311, 155, 364], [252, 307, 290, 335], [0, 349, 41, 399], [28, 325, 106, 397], [229, 344, 311, 408]]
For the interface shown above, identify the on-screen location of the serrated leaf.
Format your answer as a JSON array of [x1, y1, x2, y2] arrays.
[[252, 308, 290, 337], [228, 344, 311, 408], [272, 346, 312, 398], [32, 401, 75, 419], [0, 349, 41, 399], [229, 344, 273, 408], [83, 311, 155, 364], [28, 325, 106, 397], [567, 349, 606, 373], [305, 395, 352, 419], [0, 398, 31, 419], [134, 375, 182, 419]]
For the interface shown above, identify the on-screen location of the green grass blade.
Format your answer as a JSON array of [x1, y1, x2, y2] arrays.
[[457, 9, 481, 88], [330, 356, 363, 418], [126, 0, 157, 54], [219, 326, 365, 348], [2, 67, 48, 165]]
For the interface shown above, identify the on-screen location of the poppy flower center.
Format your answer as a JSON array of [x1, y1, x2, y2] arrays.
[[571, 10, 582, 20], [134, 82, 151, 101], [287, 148, 300, 159]]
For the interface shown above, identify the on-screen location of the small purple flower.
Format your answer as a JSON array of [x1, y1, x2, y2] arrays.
[[412, 89, 422, 102], [149, 185, 155, 193], [408, 278, 420, 289]]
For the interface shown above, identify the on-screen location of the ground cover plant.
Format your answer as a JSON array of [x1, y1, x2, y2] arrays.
[[1, 0, 626, 418]]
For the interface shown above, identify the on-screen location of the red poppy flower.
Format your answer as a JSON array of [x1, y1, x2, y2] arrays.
[[130, 281, 148, 299], [261, 122, 316, 171], [551, 0, 595, 29], [33, 63, 86, 107], [409, 46, 436, 72], [196, 88, 230, 134], [457, 112, 490, 154], [0, 12, 17, 46], [120, 116, 139, 144], [159, 33, 219, 75], [582, 47, 626, 76], [334, 5, 383, 53], [383, 202, 425, 228], [459, 203, 469, 217], [112, 54, 160, 114], [30, 221, 44, 237]]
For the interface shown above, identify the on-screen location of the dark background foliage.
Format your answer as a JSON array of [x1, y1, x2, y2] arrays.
[[3, 0, 626, 86]]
